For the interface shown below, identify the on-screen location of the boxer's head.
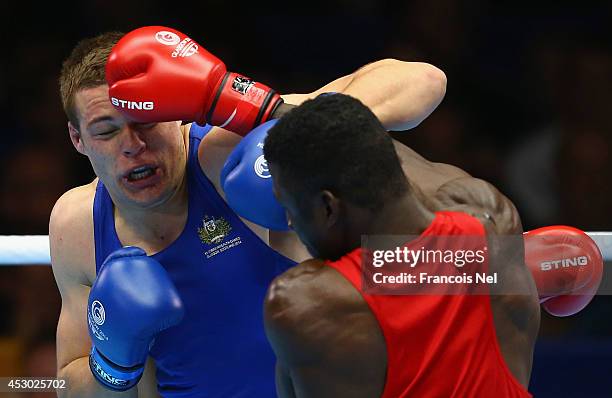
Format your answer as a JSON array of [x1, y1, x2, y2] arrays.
[[59, 32, 123, 129], [59, 32, 187, 209], [265, 94, 408, 260]]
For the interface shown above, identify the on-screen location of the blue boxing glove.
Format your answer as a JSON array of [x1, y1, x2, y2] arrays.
[[87, 247, 184, 391], [221, 119, 289, 230]]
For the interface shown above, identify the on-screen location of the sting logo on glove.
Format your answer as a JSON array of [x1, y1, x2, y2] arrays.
[[111, 97, 154, 110], [540, 256, 588, 271]]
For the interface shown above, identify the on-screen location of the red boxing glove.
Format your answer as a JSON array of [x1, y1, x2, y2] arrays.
[[106, 26, 283, 136], [524, 225, 603, 317]]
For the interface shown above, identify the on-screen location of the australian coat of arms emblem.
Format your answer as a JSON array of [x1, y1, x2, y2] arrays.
[[198, 215, 232, 245]]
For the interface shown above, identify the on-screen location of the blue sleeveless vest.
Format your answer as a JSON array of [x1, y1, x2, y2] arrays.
[[93, 124, 295, 397]]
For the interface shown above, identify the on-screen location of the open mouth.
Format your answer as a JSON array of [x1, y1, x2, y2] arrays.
[[122, 165, 161, 189], [127, 166, 156, 181]]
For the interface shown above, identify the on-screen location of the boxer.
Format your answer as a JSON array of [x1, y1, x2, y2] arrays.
[[51, 26, 447, 397], [261, 94, 602, 397]]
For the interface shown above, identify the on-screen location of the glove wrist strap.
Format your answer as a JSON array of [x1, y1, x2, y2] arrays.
[[89, 346, 143, 391], [207, 72, 281, 136]]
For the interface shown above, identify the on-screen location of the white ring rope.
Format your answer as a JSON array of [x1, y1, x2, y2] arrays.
[[0, 233, 611, 265], [0, 235, 52, 265]]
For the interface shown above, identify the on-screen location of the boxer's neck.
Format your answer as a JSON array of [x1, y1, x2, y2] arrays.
[[350, 186, 434, 237], [113, 176, 189, 255], [339, 186, 434, 258]]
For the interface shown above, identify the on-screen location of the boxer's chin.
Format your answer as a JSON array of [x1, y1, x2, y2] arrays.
[[119, 171, 178, 209]]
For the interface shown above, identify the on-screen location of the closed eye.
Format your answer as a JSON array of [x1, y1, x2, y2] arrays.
[[95, 128, 119, 137]]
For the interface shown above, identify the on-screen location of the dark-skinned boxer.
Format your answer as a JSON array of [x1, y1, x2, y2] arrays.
[[257, 94, 602, 398]]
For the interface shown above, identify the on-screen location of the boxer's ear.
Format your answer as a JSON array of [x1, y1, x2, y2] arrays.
[[68, 121, 86, 155], [318, 190, 340, 228]]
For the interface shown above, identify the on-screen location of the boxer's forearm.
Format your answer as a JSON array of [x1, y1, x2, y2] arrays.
[[341, 59, 447, 131], [281, 59, 446, 130]]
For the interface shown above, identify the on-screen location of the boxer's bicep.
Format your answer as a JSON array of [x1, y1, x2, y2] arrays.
[[50, 186, 95, 371], [282, 75, 354, 106], [50, 186, 128, 395], [264, 264, 340, 396], [265, 263, 386, 397], [264, 285, 329, 397], [198, 126, 242, 189], [263, 265, 322, 367]]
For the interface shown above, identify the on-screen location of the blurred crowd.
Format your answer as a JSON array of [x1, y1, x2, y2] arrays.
[[1, 1, 610, 396]]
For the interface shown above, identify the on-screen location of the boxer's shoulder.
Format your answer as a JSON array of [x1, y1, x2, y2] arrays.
[[392, 139, 470, 195], [49, 180, 96, 285], [197, 125, 242, 189], [269, 258, 353, 284], [50, 179, 96, 233], [435, 177, 498, 210], [265, 259, 370, 337], [265, 259, 329, 308], [434, 177, 522, 234], [264, 259, 386, 371]]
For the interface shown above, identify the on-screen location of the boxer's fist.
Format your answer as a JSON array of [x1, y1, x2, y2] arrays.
[[106, 26, 283, 135], [221, 119, 289, 230], [524, 226, 603, 317], [88, 247, 184, 391]]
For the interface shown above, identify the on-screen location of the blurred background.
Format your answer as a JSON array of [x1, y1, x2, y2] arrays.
[[1, 1, 611, 397]]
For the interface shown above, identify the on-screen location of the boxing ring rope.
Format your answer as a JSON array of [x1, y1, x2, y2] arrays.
[[0, 235, 52, 264], [0, 233, 611, 265]]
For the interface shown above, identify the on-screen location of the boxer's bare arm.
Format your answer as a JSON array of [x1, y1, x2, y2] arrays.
[[435, 177, 540, 386], [264, 260, 387, 398], [50, 182, 125, 397], [283, 59, 447, 131], [197, 61, 446, 261], [50, 182, 159, 398], [195, 58, 443, 182], [198, 58, 447, 174]]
